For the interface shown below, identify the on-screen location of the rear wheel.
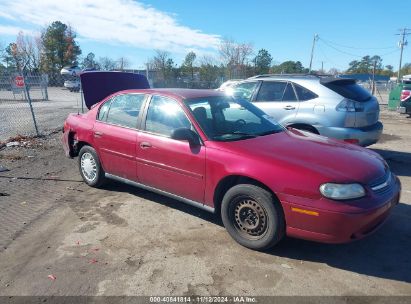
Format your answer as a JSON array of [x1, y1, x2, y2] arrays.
[[78, 146, 106, 187], [221, 184, 285, 250]]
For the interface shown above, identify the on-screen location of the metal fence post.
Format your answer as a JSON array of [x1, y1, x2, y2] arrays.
[[80, 81, 84, 113], [22, 74, 39, 136]]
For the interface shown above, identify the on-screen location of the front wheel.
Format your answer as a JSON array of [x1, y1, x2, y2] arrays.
[[78, 145, 106, 187], [221, 184, 285, 250]]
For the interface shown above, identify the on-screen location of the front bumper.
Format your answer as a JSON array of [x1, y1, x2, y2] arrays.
[[316, 121, 383, 147], [280, 176, 401, 244]]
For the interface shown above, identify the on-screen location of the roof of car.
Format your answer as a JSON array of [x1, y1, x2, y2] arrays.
[[246, 74, 334, 82], [118, 88, 225, 99]]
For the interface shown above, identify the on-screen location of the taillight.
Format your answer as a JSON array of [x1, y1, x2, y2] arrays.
[[336, 98, 364, 112], [344, 138, 360, 144], [400, 90, 411, 101]]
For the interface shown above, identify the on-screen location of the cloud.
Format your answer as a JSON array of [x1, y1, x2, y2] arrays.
[[0, 25, 33, 36], [0, 0, 221, 53]]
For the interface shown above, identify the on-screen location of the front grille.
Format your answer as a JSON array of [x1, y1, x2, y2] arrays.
[[369, 170, 392, 195]]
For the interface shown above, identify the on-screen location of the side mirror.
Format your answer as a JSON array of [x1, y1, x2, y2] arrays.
[[171, 128, 201, 146]]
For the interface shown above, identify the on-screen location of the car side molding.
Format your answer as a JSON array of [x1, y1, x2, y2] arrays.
[[105, 173, 215, 213]]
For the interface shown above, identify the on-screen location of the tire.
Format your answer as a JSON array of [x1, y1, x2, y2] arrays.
[[78, 145, 106, 187], [221, 184, 285, 250]]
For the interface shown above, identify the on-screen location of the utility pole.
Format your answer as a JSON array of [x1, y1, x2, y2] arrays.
[[371, 60, 377, 95], [309, 34, 319, 74], [396, 28, 411, 81]]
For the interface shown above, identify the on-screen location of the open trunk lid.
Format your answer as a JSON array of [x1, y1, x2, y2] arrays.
[[80, 71, 150, 109]]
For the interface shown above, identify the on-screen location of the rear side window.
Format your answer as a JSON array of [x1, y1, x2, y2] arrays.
[[293, 83, 318, 101], [98, 100, 111, 121], [256, 81, 297, 102], [105, 94, 145, 128], [322, 80, 371, 102]]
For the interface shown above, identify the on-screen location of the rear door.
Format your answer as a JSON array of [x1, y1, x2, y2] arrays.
[[137, 95, 206, 203], [252, 81, 299, 123], [93, 93, 146, 181]]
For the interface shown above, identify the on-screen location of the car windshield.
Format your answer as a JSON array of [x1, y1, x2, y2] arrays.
[[185, 96, 284, 141]]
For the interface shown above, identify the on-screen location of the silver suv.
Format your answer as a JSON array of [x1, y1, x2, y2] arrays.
[[228, 75, 382, 146]]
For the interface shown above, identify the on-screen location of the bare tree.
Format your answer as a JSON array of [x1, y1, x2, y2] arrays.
[[99, 57, 116, 70], [218, 38, 253, 79], [152, 50, 170, 79], [117, 57, 130, 70], [328, 68, 340, 76], [14, 31, 42, 71]]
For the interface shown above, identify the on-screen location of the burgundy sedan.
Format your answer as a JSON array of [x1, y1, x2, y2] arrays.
[[63, 84, 400, 250]]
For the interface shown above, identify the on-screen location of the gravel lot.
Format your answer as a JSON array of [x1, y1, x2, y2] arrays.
[[0, 105, 410, 297]]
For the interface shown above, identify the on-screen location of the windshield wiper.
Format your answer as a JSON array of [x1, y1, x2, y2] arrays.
[[214, 131, 258, 139], [256, 129, 284, 136]]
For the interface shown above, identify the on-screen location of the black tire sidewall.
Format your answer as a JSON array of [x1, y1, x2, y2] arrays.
[[221, 184, 284, 250], [78, 146, 105, 187]]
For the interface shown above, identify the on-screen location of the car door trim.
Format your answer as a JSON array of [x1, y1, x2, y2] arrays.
[[100, 148, 135, 160], [136, 157, 204, 180], [105, 173, 214, 213]]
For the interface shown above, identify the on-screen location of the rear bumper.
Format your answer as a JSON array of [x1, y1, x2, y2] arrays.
[[398, 100, 411, 114], [61, 129, 74, 158], [281, 176, 401, 244], [316, 121, 383, 147]]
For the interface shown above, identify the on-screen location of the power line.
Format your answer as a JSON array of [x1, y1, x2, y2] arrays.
[[318, 38, 364, 58], [317, 45, 347, 70], [319, 37, 397, 50]]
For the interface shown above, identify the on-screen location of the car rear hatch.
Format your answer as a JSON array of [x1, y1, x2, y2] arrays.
[[321, 78, 379, 127], [80, 71, 150, 109]]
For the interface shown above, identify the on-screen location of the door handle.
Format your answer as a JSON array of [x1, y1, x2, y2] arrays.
[[94, 131, 103, 137], [140, 142, 152, 149], [283, 105, 296, 110]]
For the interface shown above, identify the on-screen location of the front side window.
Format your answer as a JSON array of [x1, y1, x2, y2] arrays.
[[256, 81, 297, 102], [104, 94, 145, 128], [231, 81, 259, 101], [186, 96, 284, 141], [145, 95, 191, 137]]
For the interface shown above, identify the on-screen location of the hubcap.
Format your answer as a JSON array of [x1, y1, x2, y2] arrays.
[[81, 152, 97, 182], [233, 198, 268, 239]]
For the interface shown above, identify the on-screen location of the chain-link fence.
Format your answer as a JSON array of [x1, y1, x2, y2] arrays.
[[0, 69, 226, 142], [1, 69, 396, 142], [0, 70, 84, 142]]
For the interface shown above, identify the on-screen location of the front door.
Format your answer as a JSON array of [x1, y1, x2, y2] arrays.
[[137, 95, 206, 203], [93, 93, 146, 181]]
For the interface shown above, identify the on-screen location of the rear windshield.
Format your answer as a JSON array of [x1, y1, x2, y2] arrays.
[[322, 80, 372, 102]]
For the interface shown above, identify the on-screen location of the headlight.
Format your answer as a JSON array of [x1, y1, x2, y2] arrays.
[[319, 183, 365, 200]]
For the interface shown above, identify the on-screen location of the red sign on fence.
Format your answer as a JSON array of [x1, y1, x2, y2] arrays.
[[14, 76, 25, 88]]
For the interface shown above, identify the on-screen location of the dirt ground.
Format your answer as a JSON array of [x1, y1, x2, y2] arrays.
[[0, 106, 410, 297]]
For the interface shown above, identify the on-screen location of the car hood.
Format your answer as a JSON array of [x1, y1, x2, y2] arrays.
[[210, 129, 386, 184], [80, 71, 150, 109]]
